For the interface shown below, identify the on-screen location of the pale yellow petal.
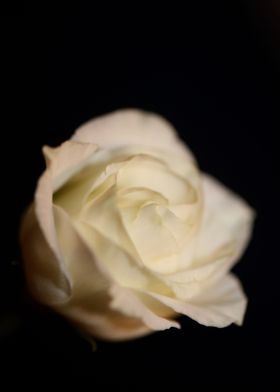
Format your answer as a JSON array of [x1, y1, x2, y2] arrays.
[[120, 203, 180, 269], [72, 109, 193, 160], [110, 285, 180, 331], [116, 155, 195, 204], [159, 249, 235, 300], [21, 141, 99, 305], [195, 174, 255, 269], [54, 206, 178, 338], [79, 182, 140, 263], [53, 206, 151, 340], [43, 141, 98, 191], [74, 220, 153, 291], [146, 274, 247, 327], [20, 205, 71, 305], [53, 205, 111, 289], [73, 218, 173, 297], [36, 141, 100, 262], [157, 174, 254, 296]]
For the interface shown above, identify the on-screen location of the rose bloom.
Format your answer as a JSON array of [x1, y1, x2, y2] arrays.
[[20, 109, 255, 340]]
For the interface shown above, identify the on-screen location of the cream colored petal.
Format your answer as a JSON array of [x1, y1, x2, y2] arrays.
[[158, 175, 254, 296], [53, 205, 111, 289], [35, 171, 65, 262], [53, 206, 151, 340], [79, 182, 141, 263], [30, 169, 72, 304], [156, 205, 197, 248], [116, 155, 195, 204], [120, 203, 179, 268], [82, 160, 126, 204], [43, 141, 98, 191], [159, 250, 235, 300], [72, 109, 193, 160], [117, 187, 168, 209], [75, 219, 147, 289], [53, 149, 118, 217], [53, 166, 100, 217], [146, 274, 247, 327], [100, 143, 199, 181], [20, 205, 71, 305], [54, 207, 177, 338], [35, 141, 99, 262], [110, 285, 180, 331], [60, 306, 152, 341], [195, 174, 255, 269], [74, 220, 167, 293], [22, 141, 99, 304]]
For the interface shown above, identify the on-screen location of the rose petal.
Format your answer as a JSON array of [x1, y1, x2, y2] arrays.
[[43, 141, 98, 191], [72, 109, 193, 160], [36, 141, 99, 260], [60, 306, 151, 341], [22, 141, 99, 304], [116, 155, 196, 204], [79, 182, 141, 263], [145, 273, 247, 327], [120, 203, 179, 267], [159, 250, 236, 300], [156, 174, 254, 296], [53, 206, 152, 340], [195, 174, 255, 269], [53, 205, 111, 290], [110, 285, 180, 331], [54, 206, 178, 338], [74, 220, 171, 295]]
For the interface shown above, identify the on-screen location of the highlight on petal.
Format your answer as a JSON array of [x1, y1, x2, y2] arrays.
[[110, 285, 180, 331], [145, 274, 247, 327], [195, 174, 255, 270], [116, 154, 196, 204], [156, 174, 254, 301], [72, 109, 194, 160]]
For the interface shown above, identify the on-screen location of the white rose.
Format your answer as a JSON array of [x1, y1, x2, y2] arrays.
[[20, 109, 255, 341]]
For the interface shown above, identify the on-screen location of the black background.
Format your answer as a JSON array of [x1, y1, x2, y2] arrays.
[[1, 5, 280, 385]]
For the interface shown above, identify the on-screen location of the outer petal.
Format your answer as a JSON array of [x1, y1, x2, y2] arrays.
[[61, 307, 151, 341], [36, 141, 98, 260], [158, 174, 255, 300], [195, 174, 255, 270], [145, 274, 247, 327], [109, 285, 180, 331], [53, 205, 149, 341], [54, 206, 179, 340], [20, 205, 71, 304], [43, 140, 98, 191], [72, 109, 193, 160], [21, 141, 98, 305], [116, 154, 196, 204]]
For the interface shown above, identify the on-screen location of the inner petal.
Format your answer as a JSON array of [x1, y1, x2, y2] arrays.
[[117, 187, 168, 210], [79, 178, 141, 263], [116, 155, 197, 205], [120, 203, 180, 268]]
